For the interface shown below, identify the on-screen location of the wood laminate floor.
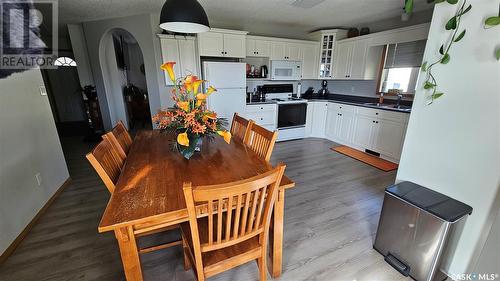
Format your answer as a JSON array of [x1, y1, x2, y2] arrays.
[[0, 137, 410, 281]]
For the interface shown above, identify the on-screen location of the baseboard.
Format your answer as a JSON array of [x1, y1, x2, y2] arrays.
[[0, 177, 72, 265]]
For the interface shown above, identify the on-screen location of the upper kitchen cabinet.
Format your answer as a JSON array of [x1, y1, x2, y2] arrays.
[[198, 29, 248, 58], [246, 37, 271, 57], [301, 43, 319, 79], [158, 35, 199, 86], [270, 41, 302, 60], [309, 29, 348, 79], [333, 37, 377, 80]]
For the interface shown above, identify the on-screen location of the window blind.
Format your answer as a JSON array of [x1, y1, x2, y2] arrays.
[[385, 40, 427, 68]]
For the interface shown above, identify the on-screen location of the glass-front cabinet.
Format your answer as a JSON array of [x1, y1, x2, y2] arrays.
[[310, 29, 347, 79]]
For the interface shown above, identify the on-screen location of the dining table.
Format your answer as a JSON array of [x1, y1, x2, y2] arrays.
[[98, 130, 295, 281]]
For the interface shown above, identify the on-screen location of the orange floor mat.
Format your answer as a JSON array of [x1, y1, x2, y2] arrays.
[[331, 146, 398, 172]]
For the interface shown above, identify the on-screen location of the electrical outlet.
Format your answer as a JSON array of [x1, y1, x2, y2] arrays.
[[35, 173, 42, 186], [39, 85, 47, 96], [351, 86, 355, 93]]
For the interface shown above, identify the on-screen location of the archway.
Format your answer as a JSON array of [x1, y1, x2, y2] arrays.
[[99, 28, 151, 131]]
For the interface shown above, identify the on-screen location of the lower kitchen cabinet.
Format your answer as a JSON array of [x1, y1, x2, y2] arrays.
[[242, 104, 277, 131], [307, 102, 329, 138], [326, 103, 354, 143]]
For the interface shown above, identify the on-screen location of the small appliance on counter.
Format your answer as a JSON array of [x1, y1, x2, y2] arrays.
[[318, 80, 330, 96], [260, 65, 268, 78]]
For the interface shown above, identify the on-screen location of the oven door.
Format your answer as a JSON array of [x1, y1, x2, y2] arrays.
[[278, 103, 307, 129]]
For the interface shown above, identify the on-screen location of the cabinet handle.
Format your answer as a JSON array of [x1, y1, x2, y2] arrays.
[[260, 107, 263, 109], [376, 121, 379, 124], [260, 118, 263, 120], [256, 52, 259, 54], [375, 112, 379, 115], [373, 121, 375, 123]]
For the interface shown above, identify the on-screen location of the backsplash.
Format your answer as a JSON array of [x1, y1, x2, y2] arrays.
[[300, 79, 378, 97]]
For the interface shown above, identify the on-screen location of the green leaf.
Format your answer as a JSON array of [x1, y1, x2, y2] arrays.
[[496, 48, 500, 61], [460, 4, 472, 15], [439, 45, 444, 55], [446, 16, 457, 30], [446, 0, 458, 4], [421, 61, 428, 71], [485, 17, 500, 26], [454, 30, 466, 42], [424, 81, 435, 89], [405, 0, 414, 14], [431, 0, 446, 3], [432, 93, 444, 99], [441, 53, 450, 64]]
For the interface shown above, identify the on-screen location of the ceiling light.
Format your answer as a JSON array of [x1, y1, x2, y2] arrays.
[[159, 0, 210, 33]]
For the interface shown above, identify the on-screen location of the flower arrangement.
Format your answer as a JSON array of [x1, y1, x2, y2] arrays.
[[152, 62, 231, 159]]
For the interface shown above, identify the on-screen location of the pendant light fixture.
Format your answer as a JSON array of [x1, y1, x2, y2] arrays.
[[159, 0, 210, 33]]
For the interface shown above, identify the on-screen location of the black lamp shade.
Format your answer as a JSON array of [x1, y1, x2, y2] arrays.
[[159, 0, 210, 33]]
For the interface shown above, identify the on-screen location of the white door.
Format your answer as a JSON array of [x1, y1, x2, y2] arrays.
[[333, 41, 352, 79], [271, 41, 286, 60], [160, 38, 180, 85], [286, 43, 302, 61], [223, 34, 246, 58], [198, 32, 224, 57], [203, 62, 246, 88], [246, 38, 256, 56], [349, 39, 368, 79], [372, 119, 406, 159], [254, 40, 271, 57], [352, 114, 375, 149], [207, 88, 246, 126], [301, 43, 319, 79], [177, 39, 198, 77]]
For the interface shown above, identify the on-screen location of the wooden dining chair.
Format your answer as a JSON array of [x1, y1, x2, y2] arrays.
[[230, 113, 254, 143], [107, 120, 133, 156], [102, 131, 127, 161], [86, 138, 125, 194], [244, 123, 278, 161], [181, 163, 286, 281], [86, 139, 182, 256]]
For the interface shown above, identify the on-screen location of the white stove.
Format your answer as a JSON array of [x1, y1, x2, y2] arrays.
[[261, 84, 307, 141]]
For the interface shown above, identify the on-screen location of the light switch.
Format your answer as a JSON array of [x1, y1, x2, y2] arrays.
[[39, 85, 47, 96]]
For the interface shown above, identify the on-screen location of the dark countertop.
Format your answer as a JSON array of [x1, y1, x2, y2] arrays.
[[302, 93, 413, 113]]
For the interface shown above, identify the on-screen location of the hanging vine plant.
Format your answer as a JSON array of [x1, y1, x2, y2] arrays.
[[484, 8, 500, 60]]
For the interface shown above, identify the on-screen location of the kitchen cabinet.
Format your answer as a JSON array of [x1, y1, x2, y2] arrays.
[[308, 102, 328, 138], [333, 38, 369, 79], [301, 43, 319, 79], [246, 38, 271, 57], [198, 29, 247, 58], [325, 103, 354, 144], [270, 42, 302, 60], [158, 35, 198, 86], [309, 29, 348, 79], [243, 104, 277, 131]]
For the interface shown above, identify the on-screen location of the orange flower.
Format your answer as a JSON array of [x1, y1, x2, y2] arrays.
[[202, 111, 217, 122], [177, 132, 189, 146], [206, 86, 217, 95], [160, 62, 176, 82], [183, 75, 198, 92], [196, 93, 207, 101], [177, 101, 190, 112], [217, 130, 232, 144], [192, 79, 204, 95]]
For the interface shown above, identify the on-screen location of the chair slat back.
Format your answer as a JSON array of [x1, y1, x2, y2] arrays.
[[86, 138, 125, 193], [230, 113, 253, 143], [183, 164, 286, 255], [245, 123, 278, 161], [111, 120, 133, 155], [102, 131, 127, 161]]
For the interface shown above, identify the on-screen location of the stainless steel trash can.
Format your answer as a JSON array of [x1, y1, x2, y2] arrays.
[[374, 181, 473, 281]]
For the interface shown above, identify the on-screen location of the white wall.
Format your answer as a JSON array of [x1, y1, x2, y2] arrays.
[[83, 14, 162, 130], [67, 24, 95, 87], [0, 69, 70, 255], [396, 0, 500, 276]]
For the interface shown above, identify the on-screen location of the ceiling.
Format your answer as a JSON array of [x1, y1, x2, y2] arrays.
[[57, 0, 434, 38]]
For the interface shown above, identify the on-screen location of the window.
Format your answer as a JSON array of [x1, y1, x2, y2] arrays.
[[54, 57, 77, 67], [379, 40, 426, 94]]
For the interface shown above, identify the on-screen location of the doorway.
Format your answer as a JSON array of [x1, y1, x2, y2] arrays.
[[100, 29, 152, 132]]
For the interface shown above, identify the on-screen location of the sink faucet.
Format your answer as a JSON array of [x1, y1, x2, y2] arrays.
[[396, 93, 403, 108]]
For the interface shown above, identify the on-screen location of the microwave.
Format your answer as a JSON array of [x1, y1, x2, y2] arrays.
[[270, 60, 302, 81]]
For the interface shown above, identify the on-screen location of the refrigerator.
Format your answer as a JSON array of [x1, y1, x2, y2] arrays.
[[203, 62, 246, 127]]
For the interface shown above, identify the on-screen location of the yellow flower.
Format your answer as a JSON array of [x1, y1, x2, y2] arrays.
[[192, 79, 204, 95], [183, 75, 198, 92], [177, 101, 190, 112], [196, 93, 207, 100], [177, 132, 190, 146], [160, 62, 176, 82], [196, 100, 203, 107], [206, 86, 217, 95], [217, 130, 232, 144]]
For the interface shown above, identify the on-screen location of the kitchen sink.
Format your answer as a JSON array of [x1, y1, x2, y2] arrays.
[[363, 103, 412, 111]]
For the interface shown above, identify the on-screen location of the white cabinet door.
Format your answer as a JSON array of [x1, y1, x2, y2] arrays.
[[223, 34, 246, 58], [271, 41, 286, 60], [372, 119, 406, 159], [198, 32, 224, 57], [301, 43, 319, 79], [325, 103, 339, 140], [246, 38, 256, 57], [305, 102, 314, 137], [310, 102, 328, 138], [352, 114, 375, 149], [177, 39, 198, 77], [286, 43, 302, 61], [349, 39, 368, 79], [338, 110, 354, 143], [159, 38, 180, 85], [333, 41, 352, 79], [254, 40, 271, 57]]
